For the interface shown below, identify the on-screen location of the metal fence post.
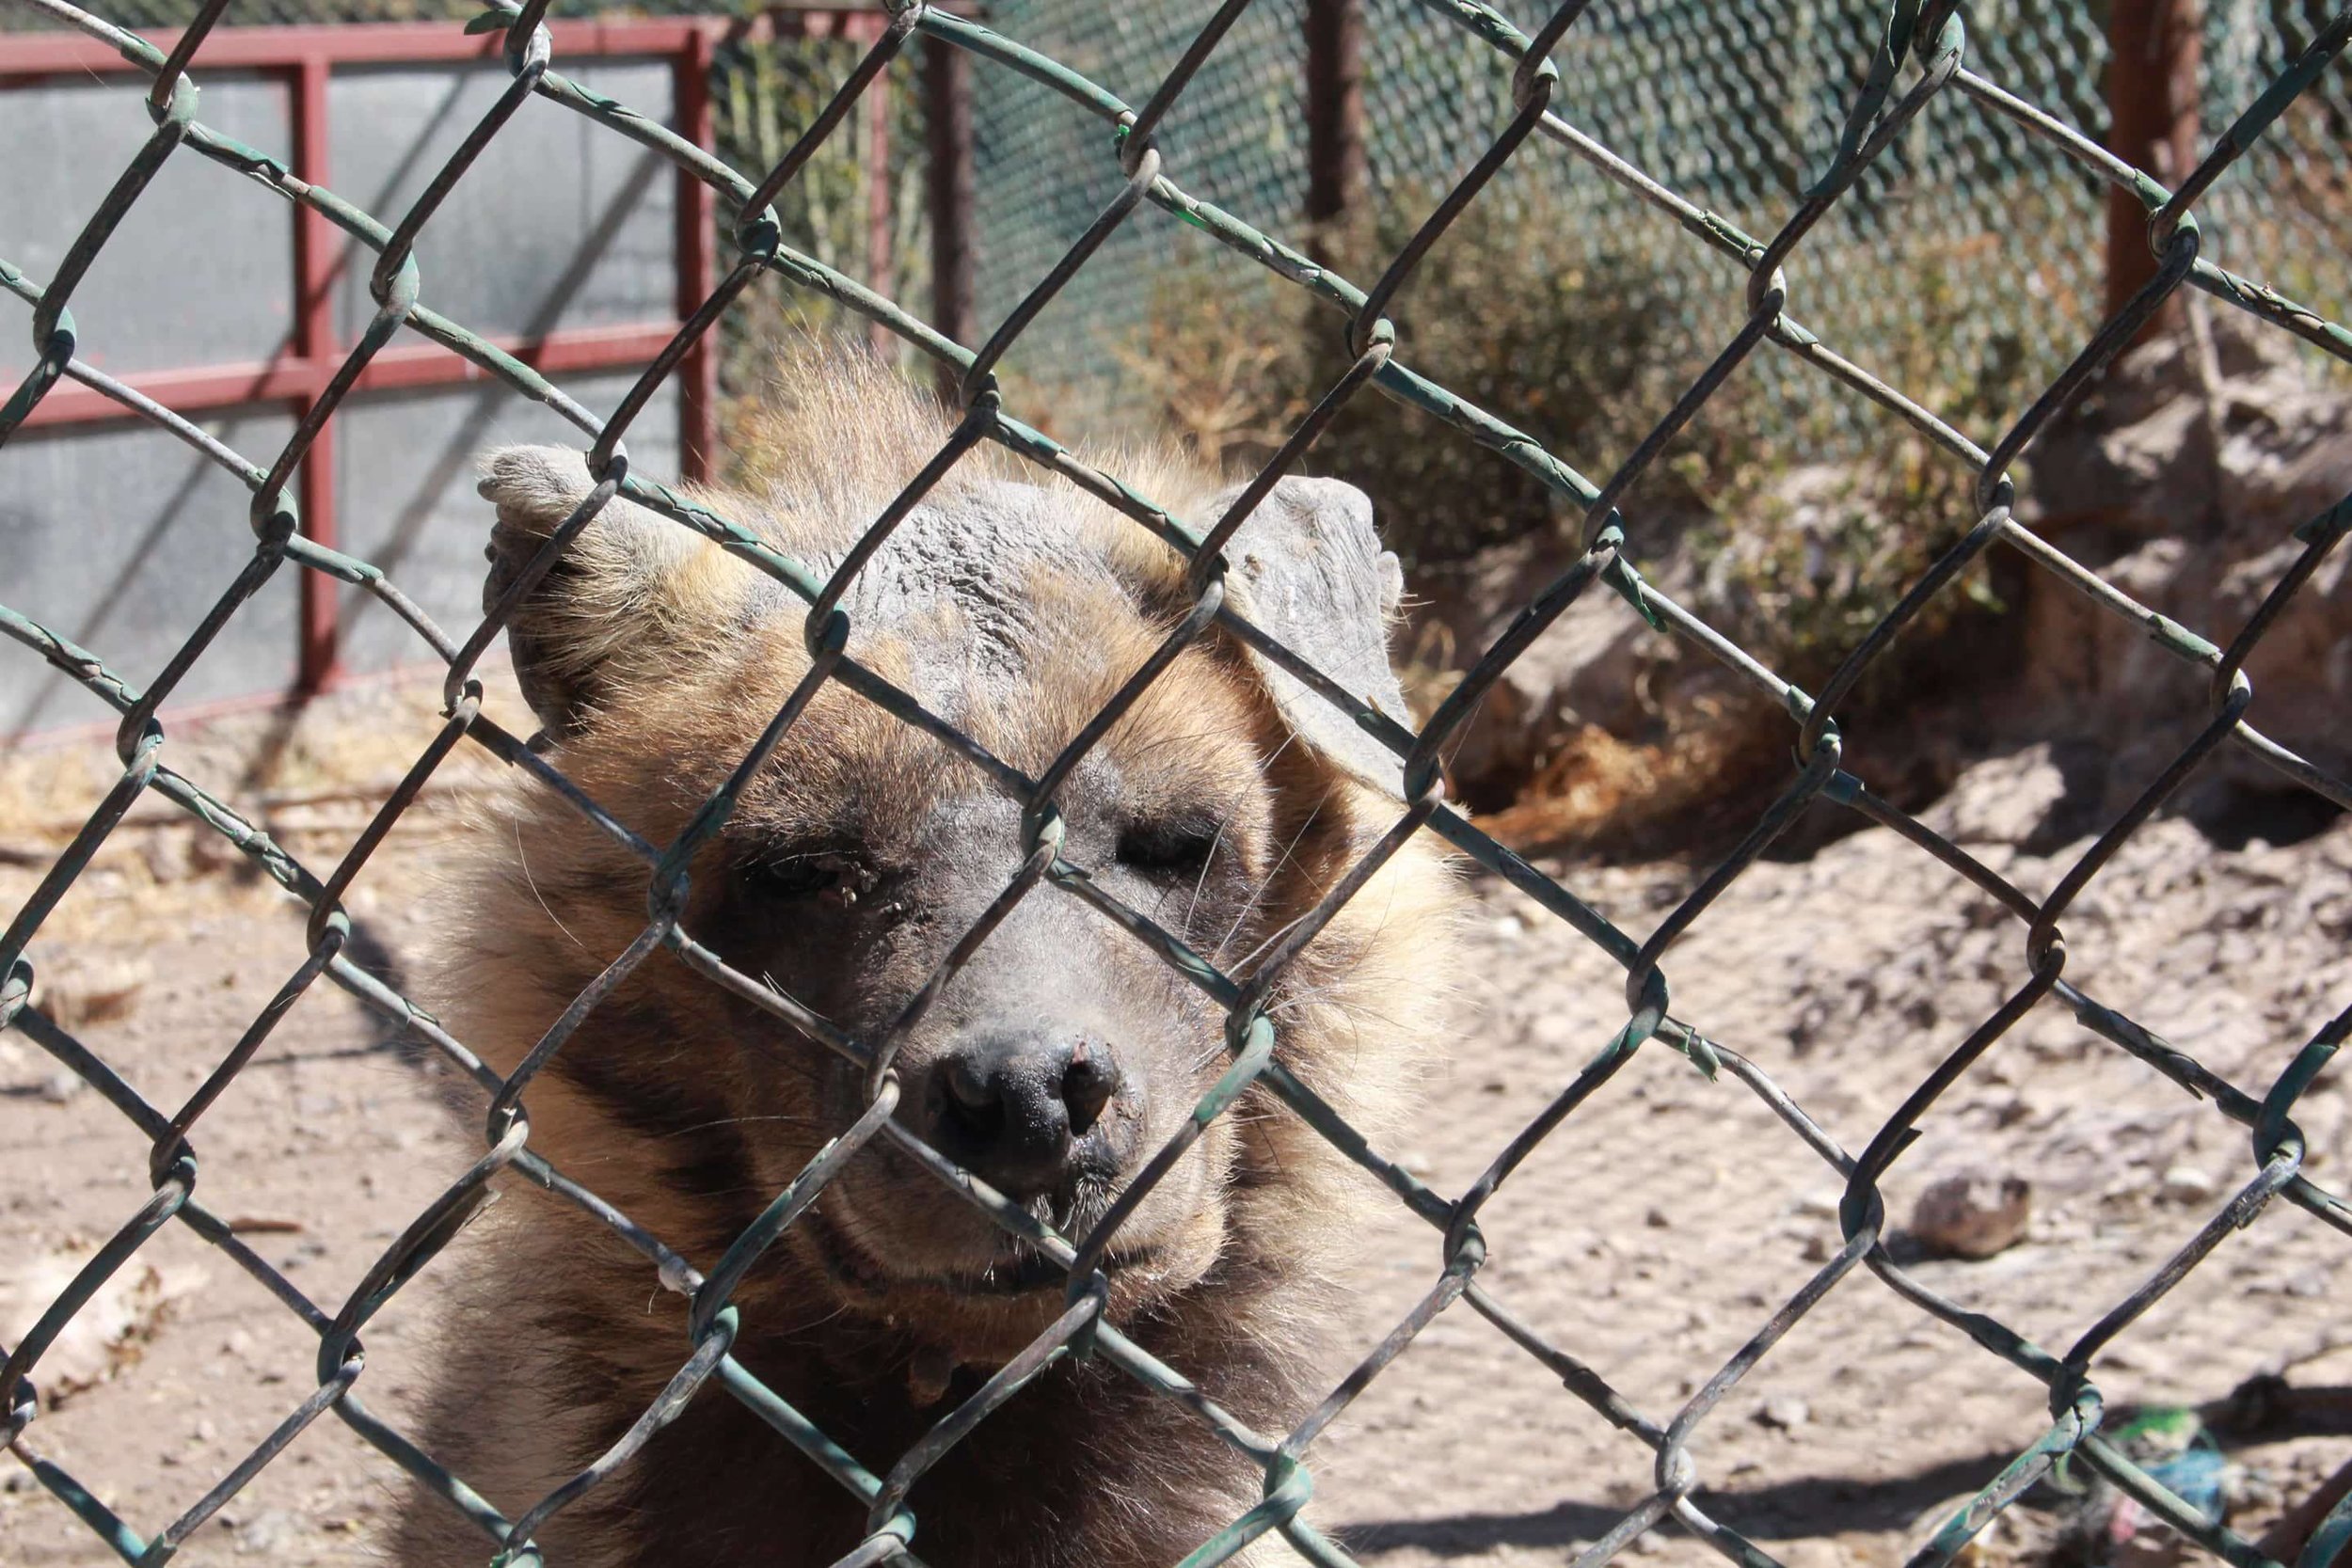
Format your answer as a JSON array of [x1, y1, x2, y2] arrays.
[[2106, 0, 2203, 340], [924, 28, 975, 388], [676, 24, 719, 484], [291, 49, 342, 694], [861, 9, 895, 360], [1304, 0, 1365, 254]]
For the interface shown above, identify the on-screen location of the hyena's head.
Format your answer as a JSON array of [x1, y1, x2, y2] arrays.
[[452, 356, 1455, 1369]]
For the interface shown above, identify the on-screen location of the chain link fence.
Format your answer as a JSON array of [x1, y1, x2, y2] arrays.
[[0, 0, 678, 24], [0, 0, 938, 439], [3, 1, 2349, 1566], [973, 0, 2351, 435]]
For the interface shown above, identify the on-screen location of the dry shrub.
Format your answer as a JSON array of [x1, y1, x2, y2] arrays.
[[1108, 275, 1311, 471], [1294, 197, 1708, 569], [1099, 189, 2042, 848], [711, 36, 933, 460], [1689, 235, 2027, 705], [1095, 182, 1713, 564]]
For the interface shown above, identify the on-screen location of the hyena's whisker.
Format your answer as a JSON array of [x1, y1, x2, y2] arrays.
[[1186, 731, 1300, 938], [514, 820, 590, 955], [1216, 787, 1337, 966]]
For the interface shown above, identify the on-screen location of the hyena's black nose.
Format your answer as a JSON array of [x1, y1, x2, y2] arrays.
[[921, 1036, 1124, 1197]]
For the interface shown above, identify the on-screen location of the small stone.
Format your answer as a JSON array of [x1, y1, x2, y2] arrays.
[[1756, 1394, 1810, 1431], [141, 832, 195, 884], [236, 1510, 303, 1554], [1526, 1013, 1580, 1052], [1911, 1170, 2032, 1260], [1645, 1208, 1672, 1229], [38, 1071, 85, 1105], [32, 956, 150, 1030], [2282, 1268, 2330, 1298], [1920, 742, 2104, 852], [2160, 1165, 2221, 1205]]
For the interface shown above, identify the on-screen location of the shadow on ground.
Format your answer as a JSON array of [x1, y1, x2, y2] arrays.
[[1338, 1449, 2033, 1555]]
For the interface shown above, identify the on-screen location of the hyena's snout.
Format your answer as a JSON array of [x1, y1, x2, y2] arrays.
[[911, 1031, 1139, 1200]]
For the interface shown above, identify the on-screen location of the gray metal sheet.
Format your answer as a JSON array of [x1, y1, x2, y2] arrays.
[[330, 370, 682, 676], [0, 73, 296, 376], [0, 409, 301, 733], [327, 59, 677, 346], [1, 58, 686, 732]]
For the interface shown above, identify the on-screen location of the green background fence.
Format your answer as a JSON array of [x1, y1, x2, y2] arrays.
[[972, 0, 2351, 436]]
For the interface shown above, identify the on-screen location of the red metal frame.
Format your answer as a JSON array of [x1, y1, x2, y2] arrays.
[[675, 24, 720, 483], [292, 51, 340, 686], [1, 10, 892, 696]]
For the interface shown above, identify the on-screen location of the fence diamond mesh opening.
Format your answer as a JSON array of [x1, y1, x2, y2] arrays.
[[2, 0, 2348, 1566]]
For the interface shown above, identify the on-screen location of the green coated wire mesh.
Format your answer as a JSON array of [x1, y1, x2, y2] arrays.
[[2, 1, 2349, 1566], [970, 0, 2351, 435], [0, 0, 688, 25]]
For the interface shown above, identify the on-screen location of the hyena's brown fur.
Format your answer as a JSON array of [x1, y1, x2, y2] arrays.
[[387, 352, 1460, 1568]]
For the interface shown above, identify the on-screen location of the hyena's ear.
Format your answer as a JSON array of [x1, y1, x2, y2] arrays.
[[478, 445, 709, 739], [1209, 476, 1410, 800]]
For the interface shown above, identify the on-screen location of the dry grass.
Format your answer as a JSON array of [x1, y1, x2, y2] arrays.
[[0, 666, 529, 950], [1477, 711, 1785, 860]]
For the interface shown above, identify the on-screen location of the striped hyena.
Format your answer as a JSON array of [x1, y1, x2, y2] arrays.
[[389, 353, 1459, 1568]]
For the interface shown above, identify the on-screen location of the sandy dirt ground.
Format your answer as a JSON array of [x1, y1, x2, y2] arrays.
[[3, 673, 2348, 1568]]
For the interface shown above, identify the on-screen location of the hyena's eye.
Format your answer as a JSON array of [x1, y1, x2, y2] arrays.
[[739, 849, 874, 910], [1115, 817, 1221, 879]]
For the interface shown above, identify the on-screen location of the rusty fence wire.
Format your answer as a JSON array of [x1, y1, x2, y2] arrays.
[[3, 1, 2350, 1565]]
